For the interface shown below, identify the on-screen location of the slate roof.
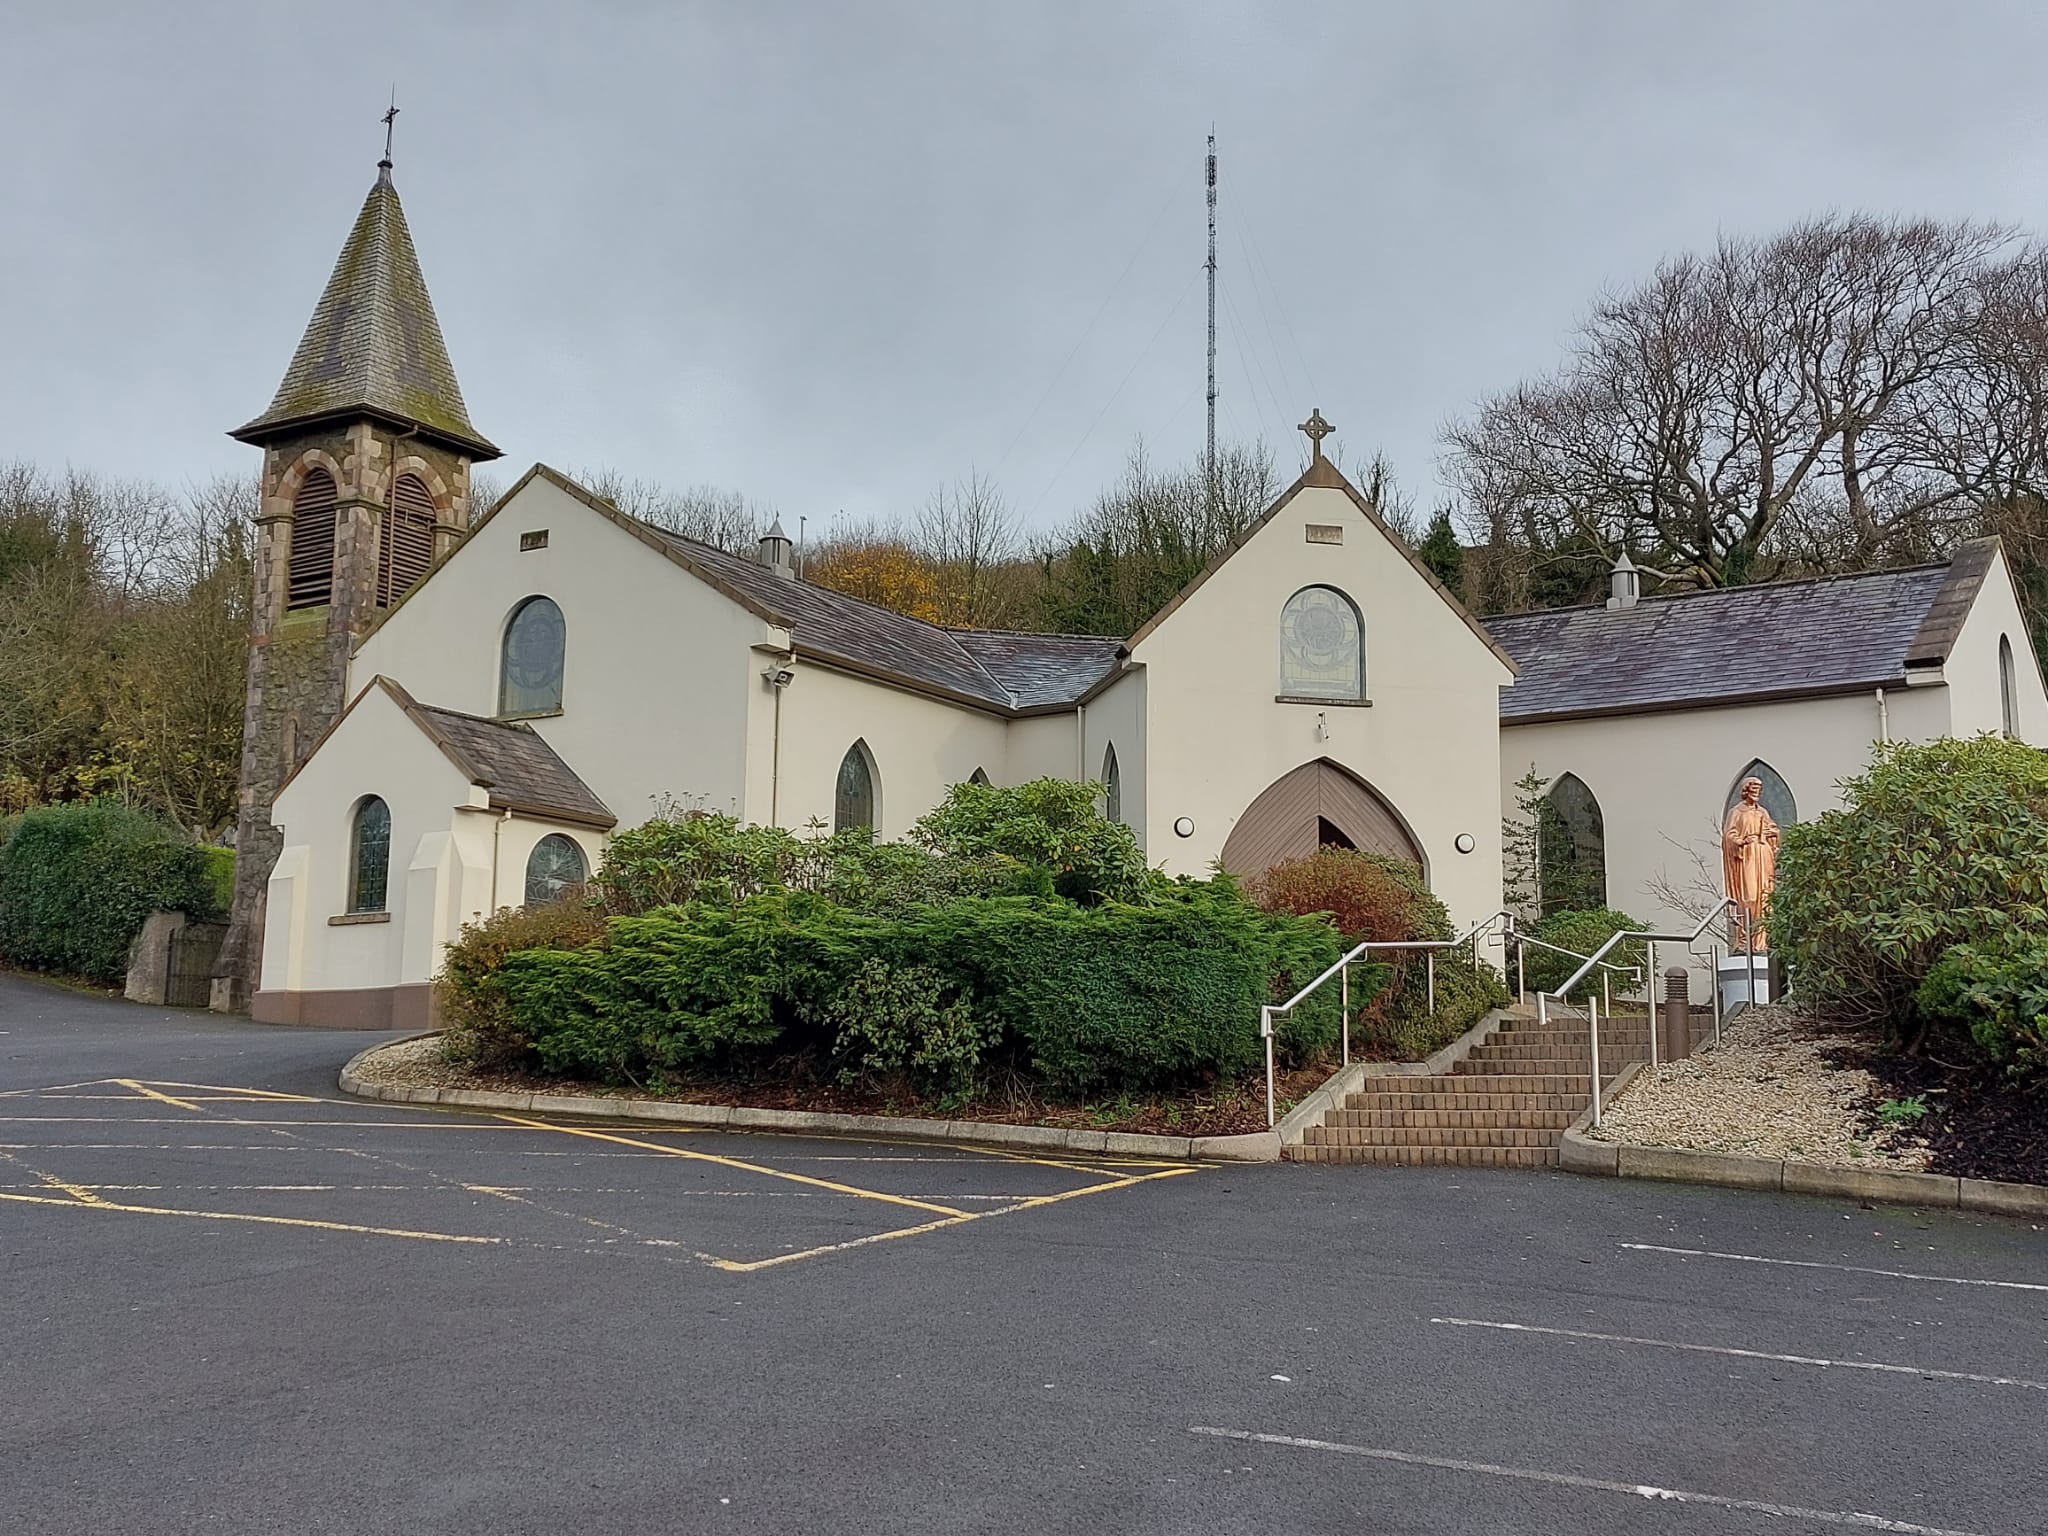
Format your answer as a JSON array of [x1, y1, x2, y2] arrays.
[[384, 683, 614, 827], [232, 164, 498, 458], [641, 523, 1125, 714], [1484, 544, 1997, 724]]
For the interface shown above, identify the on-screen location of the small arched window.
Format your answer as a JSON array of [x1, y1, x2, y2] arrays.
[[1102, 744, 1121, 824], [1279, 585, 1364, 699], [378, 473, 438, 607], [835, 741, 877, 833], [524, 834, 587, 907], [286, 468, 338, 610], [2001, 634, 2019, 737], [1541, 772, 1606, 915], [349, 796, 391, 913], [500, 596, 566, 716], [1725, 760, 1797, 830], [968, 767, 991, 787]]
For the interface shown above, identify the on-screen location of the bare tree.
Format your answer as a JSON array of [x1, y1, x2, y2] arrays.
[[909, 471, 1018, 627], [1445, 216, 2019, 590], [578, 468, 772, 554]]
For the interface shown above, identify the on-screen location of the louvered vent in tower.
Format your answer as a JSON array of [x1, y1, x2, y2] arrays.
[[286, 469, 338, 609], [378, 474, 438, 606]]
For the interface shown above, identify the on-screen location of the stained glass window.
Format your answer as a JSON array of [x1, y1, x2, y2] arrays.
[[1541, 773, 1606, 915], [500, 596, 566, 716], [1725, 761, 1796, 829], [1102, 744, 1121, 824], [1279, 586, 1364, 699], [836, 742, 876, 832], [969, 767, 991, 786], [524, 834, 587, 907], [2002, 635, 2018, 737], [349, 796, 390, 913]]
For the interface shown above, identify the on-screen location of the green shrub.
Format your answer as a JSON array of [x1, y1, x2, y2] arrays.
[[0, 802, 227, 984], [461, 882, 1361, 1097], [438, 899, 607, 1067], [1521, 907, 1648, 998], [589, 812, 811, 916], [1915, 936, 2048, 1079], [1774, 736, 2048, 1038], [828, 957, 995, 1097], [910, 777, 1149, 905]]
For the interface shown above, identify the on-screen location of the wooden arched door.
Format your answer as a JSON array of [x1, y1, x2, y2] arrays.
[[1219, 759, 1425, 877]]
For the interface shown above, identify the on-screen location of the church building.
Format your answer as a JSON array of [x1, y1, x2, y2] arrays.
[[216, 155, 2048, 1028]]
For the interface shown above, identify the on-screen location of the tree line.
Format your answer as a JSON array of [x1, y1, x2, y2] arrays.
[[8, 211, 2044, 836]]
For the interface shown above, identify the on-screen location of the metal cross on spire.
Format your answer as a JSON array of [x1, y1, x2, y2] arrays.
[[1298, 408, 1335, 463], [380, 91, 400, 169]]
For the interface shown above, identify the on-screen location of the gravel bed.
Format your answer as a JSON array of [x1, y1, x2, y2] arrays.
[[1590, 1003, 1929, 1170]]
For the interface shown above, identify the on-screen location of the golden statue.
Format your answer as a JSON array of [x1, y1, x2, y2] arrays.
[[1722, 776, 1780, 951]]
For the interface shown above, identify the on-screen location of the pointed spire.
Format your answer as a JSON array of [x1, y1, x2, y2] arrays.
[[231, 156, 497, 459]]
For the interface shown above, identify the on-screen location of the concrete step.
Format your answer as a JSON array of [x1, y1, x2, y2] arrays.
[[1290, 1144, 1561, 1168], [1321, 1106, 1578, 1131], [1305, 1125, 1561, 1149]]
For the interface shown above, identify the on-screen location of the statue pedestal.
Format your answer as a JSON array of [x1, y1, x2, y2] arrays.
[[1717, 953, 1771, 1012]]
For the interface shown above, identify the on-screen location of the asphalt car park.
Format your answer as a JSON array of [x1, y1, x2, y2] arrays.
[[5, 971, 2045, 1536]]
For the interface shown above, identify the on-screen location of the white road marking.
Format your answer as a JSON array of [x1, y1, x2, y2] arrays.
[[1623, 1243, 2048, 1294], [1431, 1317, 2047, 1391], [1188, 1427, 1993, 1535]]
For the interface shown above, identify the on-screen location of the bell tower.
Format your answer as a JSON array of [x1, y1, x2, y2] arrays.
[[211, 129, 499, 1013]]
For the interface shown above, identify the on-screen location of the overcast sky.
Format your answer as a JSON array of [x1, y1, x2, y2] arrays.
[[10, 2, 2048, 537]]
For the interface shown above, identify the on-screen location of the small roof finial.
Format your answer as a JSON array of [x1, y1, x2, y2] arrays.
[[1298, 407, 1334, 463], [379, 90, 400, 175]]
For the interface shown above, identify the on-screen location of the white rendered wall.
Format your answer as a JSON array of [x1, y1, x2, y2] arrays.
[[1082, 668, 1147, 854], [1499, 684, 1950, 998], [352, 473, 764, 825], [1944, 548, 2048, 742], [748, 661, 1009, 838], [1006, 712, 1083, 785], [1133, 481, 1511, 930], [265, 686, 480, 993]]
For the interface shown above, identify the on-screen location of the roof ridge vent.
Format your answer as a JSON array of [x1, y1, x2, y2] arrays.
[[1607, 550, 1640, 610]]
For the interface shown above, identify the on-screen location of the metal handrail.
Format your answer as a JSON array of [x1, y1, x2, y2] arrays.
[[1258, 909, 1517, 1128], [1533, 899, 1745, 1129]]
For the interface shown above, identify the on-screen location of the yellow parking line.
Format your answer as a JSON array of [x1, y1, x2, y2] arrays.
[[0, 1189, 500, 1245], [492, 1114, 972, 1218], [0, 1078, 112, 1099], [147, 1082, 324, 1101], [114, 1080, 203, 1112], [710, 1163, 1202, 1273]]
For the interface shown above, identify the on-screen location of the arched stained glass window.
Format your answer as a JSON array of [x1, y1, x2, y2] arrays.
[[524, 834, 587, 907], [969, 767, 991, 787], [286, 468, 337, 610], [835, 741, 876, 833], [1279, 586, 1364, 699], [1541, 773, 1606, 915], [500, 596, 566, 716], [2001, 634, 2019, 737], [349, 796, 390, 913], [1725, 760, 1796, 830], [1102, 744, 1121, 824]]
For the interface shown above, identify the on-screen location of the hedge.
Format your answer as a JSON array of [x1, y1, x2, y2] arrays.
[[449, 883, 1374, 1097], [0, 802, 232, 985]]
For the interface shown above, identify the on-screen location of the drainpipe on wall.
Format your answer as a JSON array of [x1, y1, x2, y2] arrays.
[[762, 655, 796, 826], [491, 807, 512, 910], [1875, 686, 1890, 744], [1075, 703, 1087, 780]]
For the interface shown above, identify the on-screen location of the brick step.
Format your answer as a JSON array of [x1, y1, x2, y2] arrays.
[[1491, 1027, 1654, 1044], [1321, 1107, 1578, 1130], [1291, 1144, 1561, 1168], [1346, 1089, 1588, 1113], [1467, 1042, 1649, 1062], [1355, 1073, 1594, 1095], [1306, 1126, 1561, 1149], [1456, 1058, 1624, 1076]]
